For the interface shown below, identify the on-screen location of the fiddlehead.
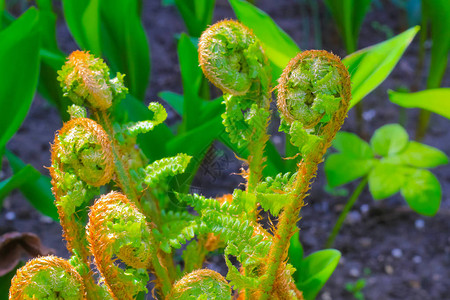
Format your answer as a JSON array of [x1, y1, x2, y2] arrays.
[[9, 255, 85, 300], [87, 192, 168, 299], [199, 20, 270, 97], [50, 118, 114, 254], [50, 117, 114, 298], [258, 51, 351, 299], [58, 50, 127, 110], [199, 20, 272, 222], [167, 269, 232, 300], [277, 50, 351, 156]]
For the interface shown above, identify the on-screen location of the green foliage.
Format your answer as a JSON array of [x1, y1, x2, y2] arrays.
[[4, 151, 58, 220], [5, 1, 448, 298], [389, 88, 450, 119], [324, 0, 372, 53], [0, 8, 40, 155], [173, 0, 216, 37], [289, 232, 341, 300], [345, 279, 366, 300], [256, 173, 296, 216], [423, 0, 450, 89], [325, 124, 448, 216], [343, 26, 419, 107]]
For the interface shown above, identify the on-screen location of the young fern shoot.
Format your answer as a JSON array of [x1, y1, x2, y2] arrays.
[[258, 50, 351, 299], [199, 20, 272, 198]]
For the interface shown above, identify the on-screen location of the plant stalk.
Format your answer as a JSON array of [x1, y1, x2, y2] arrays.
[[325, 177, 368, 248], [257, 160, 318, 299]]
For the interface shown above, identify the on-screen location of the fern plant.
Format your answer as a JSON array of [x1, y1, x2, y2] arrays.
[[9, 20, 351, 299]]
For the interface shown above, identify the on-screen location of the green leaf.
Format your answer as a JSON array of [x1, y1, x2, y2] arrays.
[[288, 231, 303, 273], [332, 131, 373, 159], [385, 141, 448, 168], [178, 33, 203, 131], [424, 0, 450, 88], [62, 0, 101, 55], [0, 8, 40, 153], [324, 0, 371, 53], [368, 162, 409, 200], [401, 169, 441, 216], [159, 91, 184, 116], [99, 0, 151, 101], [343, 26, 419, 108], [388, 88, 450, 119], [229, 0, 300, 81], [174, 0, 215, 37], [296, 249, 341, 300], [0, 165, 39, 206], [370, 124, 409, 157], [167, 116, 223, 192], [325, 154, 375, 188], [5, 151, 58, 221]]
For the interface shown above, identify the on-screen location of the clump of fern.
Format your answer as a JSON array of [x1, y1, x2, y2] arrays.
[[9, 20, 350, 300]]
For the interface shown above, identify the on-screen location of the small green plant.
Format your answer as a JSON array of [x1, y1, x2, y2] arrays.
[[9, 19, 352, 299], [324, 123, 448, 247], [345, 278, 366, 300]]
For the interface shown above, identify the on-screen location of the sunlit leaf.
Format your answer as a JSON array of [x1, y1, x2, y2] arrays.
[[389, 88, 450, 119], [343, 26, 419, 107]]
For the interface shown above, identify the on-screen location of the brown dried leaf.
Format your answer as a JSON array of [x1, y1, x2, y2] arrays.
[[0, 232, 54, 276]]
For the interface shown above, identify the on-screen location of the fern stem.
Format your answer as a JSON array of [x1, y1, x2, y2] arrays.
[[94, 110, 139, 204], [258, 160, 318, 299], [325, 177, 368, 248], [93, 110, 175, 294]]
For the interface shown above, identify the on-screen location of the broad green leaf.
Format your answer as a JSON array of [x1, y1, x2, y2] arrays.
[[199, 96, 225, 124], [35, 1, 69, 118], [325, 154, 375, 188], [0, 8, 40, 153], [99, 0, 151, 101], [288, 231, 304, 272], [36, 0, 59, 52], [296, 249, 341, 300], [401, 169, 441, 216], [5, 151, 58, 221], [332, 131, 373, 159], [0, 165, 39, 206], [162, 0, 175, 6], [324, 0, 372, 54], [0, 1, 4, 29], [167, 116, 223, 157], [424, 0, 450, 88], [370, 124, 409, 157], [178, 34, 203, 132], [167, 116, 223, 192], [389, 89, 450, 119], [386, 141, 448, 168], [368, 162, 409, 200], [38, 50, 70, 120], [159, 91, 184, 116], [229, 0, 300, 81], [343, 26, 419, 108], [62, 0, 101, 55], [174, 0, 215, 37]]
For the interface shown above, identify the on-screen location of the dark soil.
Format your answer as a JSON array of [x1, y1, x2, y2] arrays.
[[1, 0, 449, 299]]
